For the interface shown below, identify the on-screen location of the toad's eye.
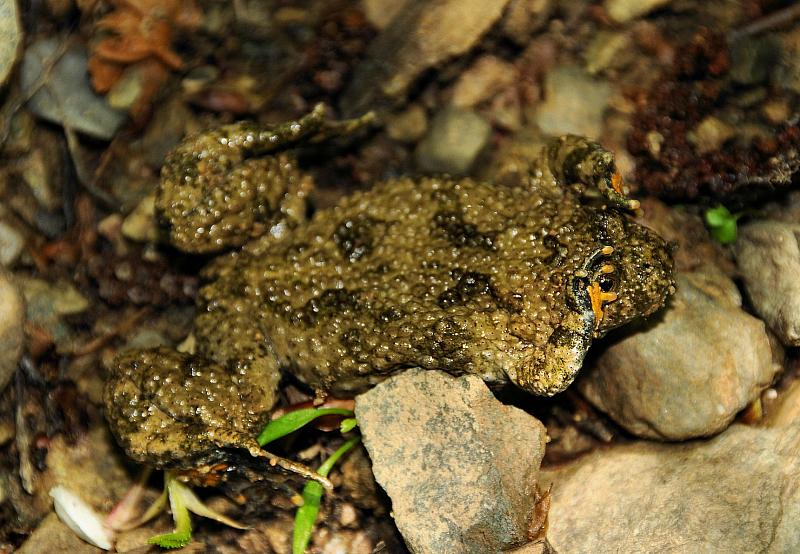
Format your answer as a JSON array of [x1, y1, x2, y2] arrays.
[[598, 274, 616, 293]]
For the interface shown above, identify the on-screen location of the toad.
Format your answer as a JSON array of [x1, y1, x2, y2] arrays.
[[105, 105, 674, 477]]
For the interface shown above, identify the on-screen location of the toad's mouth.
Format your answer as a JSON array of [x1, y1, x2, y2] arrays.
[[573, 245, 619, 335]]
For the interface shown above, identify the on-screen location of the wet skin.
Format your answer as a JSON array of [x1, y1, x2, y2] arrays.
[[105, 106, 675, 473]]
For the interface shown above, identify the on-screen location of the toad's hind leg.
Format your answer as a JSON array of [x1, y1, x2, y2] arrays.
[[546, 135, 639, 211], [194, 295, 282, 415], [157, 104, 375, 254]]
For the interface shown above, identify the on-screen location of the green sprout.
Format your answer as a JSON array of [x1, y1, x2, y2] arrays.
[[339, 417, 358, 433], [142, 406, 359, 550], [704, 205, 742, 244], [147, 472, 247, 549], [293, 435, 361, 554]]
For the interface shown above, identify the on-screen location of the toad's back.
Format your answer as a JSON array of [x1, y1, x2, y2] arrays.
[[196, 176, 606, 395]]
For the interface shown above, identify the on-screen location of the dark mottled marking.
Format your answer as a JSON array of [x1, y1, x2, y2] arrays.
[[438, 271, 493, 308], [340, 328, 363, 352], [438, 270, 524, 313], [543, 235, 567, 266], [433, 210, 496, 250], [333, 217, 377, 262], [417, 317, 472, 366], [302, 288, 360, 325], [377, 307, 403, 324]]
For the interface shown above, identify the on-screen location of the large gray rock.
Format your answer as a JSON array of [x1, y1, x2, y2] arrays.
[[0, 268, 24, 391], [355, 369, 547, 554], [734, 220, 800, 346], [546, 423, 800, 553], [578, 270, 781, 440]]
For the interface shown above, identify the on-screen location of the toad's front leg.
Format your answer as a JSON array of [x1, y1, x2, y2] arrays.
[[546, 135, 639, 211]]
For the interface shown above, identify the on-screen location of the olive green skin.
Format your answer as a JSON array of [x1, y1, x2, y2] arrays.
[[105, 109, 674, 468]]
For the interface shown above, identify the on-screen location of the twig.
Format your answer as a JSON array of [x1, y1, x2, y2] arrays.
[[729, 1, 800, 41]]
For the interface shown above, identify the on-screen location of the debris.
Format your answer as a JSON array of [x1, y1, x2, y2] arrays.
[[50, 486, 114, 550]]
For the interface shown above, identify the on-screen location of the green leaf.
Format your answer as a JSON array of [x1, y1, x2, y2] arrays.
[[257, 408, 354, 446], [292, 480, 324, 554], [339, 417, 358, 433], [147, 474, 192, 549], [704, 205, 741, 244], [292, 436, 361, 554], [704, 205, 732, 227]]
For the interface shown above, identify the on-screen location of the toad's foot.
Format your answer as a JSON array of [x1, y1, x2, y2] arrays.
[[547, 135, 639, 211]]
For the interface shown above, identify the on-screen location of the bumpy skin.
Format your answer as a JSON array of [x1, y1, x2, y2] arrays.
[[105, 110, 675, 469]]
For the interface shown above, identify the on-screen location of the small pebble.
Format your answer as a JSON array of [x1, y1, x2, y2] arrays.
[[0, 220, 25, 267], [604, 0, 671, 22], [415, 107, 491, 175], [0, 268, 24, 392], [386, 105, 428, 143]]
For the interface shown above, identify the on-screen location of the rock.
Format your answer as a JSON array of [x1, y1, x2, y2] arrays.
[[0, 268, 24, 391], [500, 0, 551, 45], [734, 220, 800, 346], [761, 98, 791, 125], [341, 0, 511, 115], [20, 277, 89, 350], [355, 369, 547, 554], [17, 513, 103, 554], [604, 0, 671, 23], [415, 107, 491, 175], [765, 379, 800, 427], [121, 194, 158, 242], [0, 0, 21, 87], [730, 35, 779, 86], [386, 104, 428, 143], [21, 38, 126, 140], [776, 27, 800, 94], [0, 218, 24, 266], [361, 0, 408, 29], [534, 65, 611, 139], [451, 55, 517, 109], [688, 115, 736, 154], [44, 426, 137, 516], [585, 31, 631, 75], [21, 148, 59, 210], [545, 424, 800, 553], [578, 270, 782, 440]]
